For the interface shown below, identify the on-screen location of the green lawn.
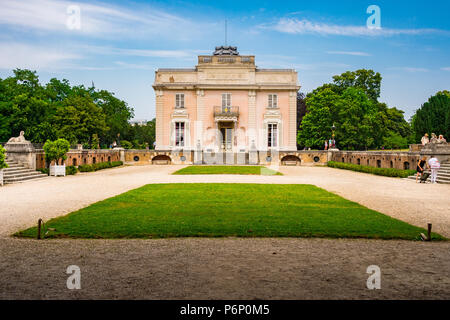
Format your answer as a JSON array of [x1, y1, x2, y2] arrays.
[[15, 184, 444, 240], [173, 166, 282, 175]]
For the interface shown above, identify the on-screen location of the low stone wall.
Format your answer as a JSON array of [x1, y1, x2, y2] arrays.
[[35, 149, 121, 169], [124, 149, 329, 166], [330, 151, 421, 170]]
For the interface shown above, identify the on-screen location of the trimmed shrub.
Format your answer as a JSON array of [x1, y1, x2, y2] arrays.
[[327, 161, 416, 178], [38, 168, 49, 175], [120, 140, 133, 149], [78, 164, 94, 172], [78, 161, 123, 173], [66, 165, 77, 175]]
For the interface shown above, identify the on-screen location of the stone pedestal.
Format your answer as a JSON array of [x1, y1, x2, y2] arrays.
[[194, 141, 203, 165], [4, 133, 36, 170], [116, 148, 125, 162], [249, 140, 258, 165]]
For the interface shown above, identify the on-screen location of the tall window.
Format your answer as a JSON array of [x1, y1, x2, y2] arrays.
[[222, 93, 231, 107], [175, 122, 185, 147], [268, 123, 278, 148], [268, 94, 278, 108], [175, 93, 184, 109]]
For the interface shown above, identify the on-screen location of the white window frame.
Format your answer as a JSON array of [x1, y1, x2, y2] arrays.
[[268, 94, 278, 108], [175, 93, 185, 109], [267, 123, 278, 148], [222, 93, 231, 108], [175, 121, 185, 147]]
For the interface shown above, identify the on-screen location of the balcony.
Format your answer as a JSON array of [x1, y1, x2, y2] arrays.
[[214, 106, 239, 119]]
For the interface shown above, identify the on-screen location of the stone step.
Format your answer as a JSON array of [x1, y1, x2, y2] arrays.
[[4, 164, 23, 169], [4, 174, 48, 183], [407, 175, 450, 184], [4, 171, 45, 178], [3, 168, 36, 174]]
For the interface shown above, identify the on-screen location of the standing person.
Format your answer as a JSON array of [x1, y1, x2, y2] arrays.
[[428, 155, 440, 184], [421, 133, 429, 145], [324, 140, 328, 150], [416, 157, 428, 183], [328, 138, 332, 149]]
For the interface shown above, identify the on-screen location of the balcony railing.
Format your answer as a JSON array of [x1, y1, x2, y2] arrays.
[[214, 106, 239, 117]]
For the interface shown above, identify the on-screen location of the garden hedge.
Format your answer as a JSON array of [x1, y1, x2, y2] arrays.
[[78, 161, 123, 172], [327, 161, 416, 178]]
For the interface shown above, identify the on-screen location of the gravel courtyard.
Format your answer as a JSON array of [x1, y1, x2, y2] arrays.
[[0, 165, 449, 299], [1, 165, 449, 238]]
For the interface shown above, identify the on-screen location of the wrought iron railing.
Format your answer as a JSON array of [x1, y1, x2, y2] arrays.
[[214, 106, 239, 117]]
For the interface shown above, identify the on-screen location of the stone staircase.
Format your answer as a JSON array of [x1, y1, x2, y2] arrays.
[[2, 159, 48, 184], [407, 162, 450, 184]]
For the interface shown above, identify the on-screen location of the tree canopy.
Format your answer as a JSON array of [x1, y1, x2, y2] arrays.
[[297, 69, 412, 150], [0, 69, 155, 149], [411, 91, 450, 142]]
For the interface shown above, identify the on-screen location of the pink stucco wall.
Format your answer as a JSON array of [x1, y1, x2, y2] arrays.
[[161, 89, 291, 149]]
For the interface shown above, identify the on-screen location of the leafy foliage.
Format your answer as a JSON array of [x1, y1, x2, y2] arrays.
[[0, 144, 8, 169], [0, 69, 154, 148], [411, 91, 450, 142], [65, 165, 78, 175], [78, 161, 123, 172], [43, 139, 70, 165], [298, 69, 412, 150], [328, 161, 416, 178]]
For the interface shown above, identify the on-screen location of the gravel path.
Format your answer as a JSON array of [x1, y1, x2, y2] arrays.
[[1, 165, 449, 299], [1, 238, 449, 299], [0, 165, 449, 238]]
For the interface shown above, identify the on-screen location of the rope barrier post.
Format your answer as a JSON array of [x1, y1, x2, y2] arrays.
[[427, 223, 432, 242], [37, 218, 42, 240]]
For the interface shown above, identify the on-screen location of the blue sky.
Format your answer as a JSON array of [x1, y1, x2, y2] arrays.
[[0, 0, 449, 120]]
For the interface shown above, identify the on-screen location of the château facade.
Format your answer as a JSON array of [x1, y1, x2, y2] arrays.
[[152, 46, 300, 157]]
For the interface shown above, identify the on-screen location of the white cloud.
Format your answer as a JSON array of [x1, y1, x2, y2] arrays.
[[327, 51, 371, 56], [265, 18, 449, 37], [0, 42, 80, 70], [0, 0, 211, 40], [441, 67, 450, 71]]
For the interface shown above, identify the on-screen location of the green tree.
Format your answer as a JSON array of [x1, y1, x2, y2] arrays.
[[411, 91, 450, 142], [91, 134, 100, 149], [298, 69, 412, 150], [0, 144, 8, 169], [43, 139, 70, 165], [332, 69, 382, 101], [91, 89, 134, 145], [297, 87, 338, 148], [53, 95, 108, 144]]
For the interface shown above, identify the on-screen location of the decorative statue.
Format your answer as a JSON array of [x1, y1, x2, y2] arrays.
[[7, 131, 27, 143]]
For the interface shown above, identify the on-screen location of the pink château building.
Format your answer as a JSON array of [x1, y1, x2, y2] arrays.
[[152, 46, 300, 164]]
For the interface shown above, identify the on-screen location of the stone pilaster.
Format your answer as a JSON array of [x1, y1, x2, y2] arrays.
[[248, 90, 257, 150], [196, 89, 205, 147], [155, 89, 164, 150], [288, 91, 297, 150]]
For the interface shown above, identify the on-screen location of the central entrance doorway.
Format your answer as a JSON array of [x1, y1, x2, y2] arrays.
[[219, 122, 233, 151]]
